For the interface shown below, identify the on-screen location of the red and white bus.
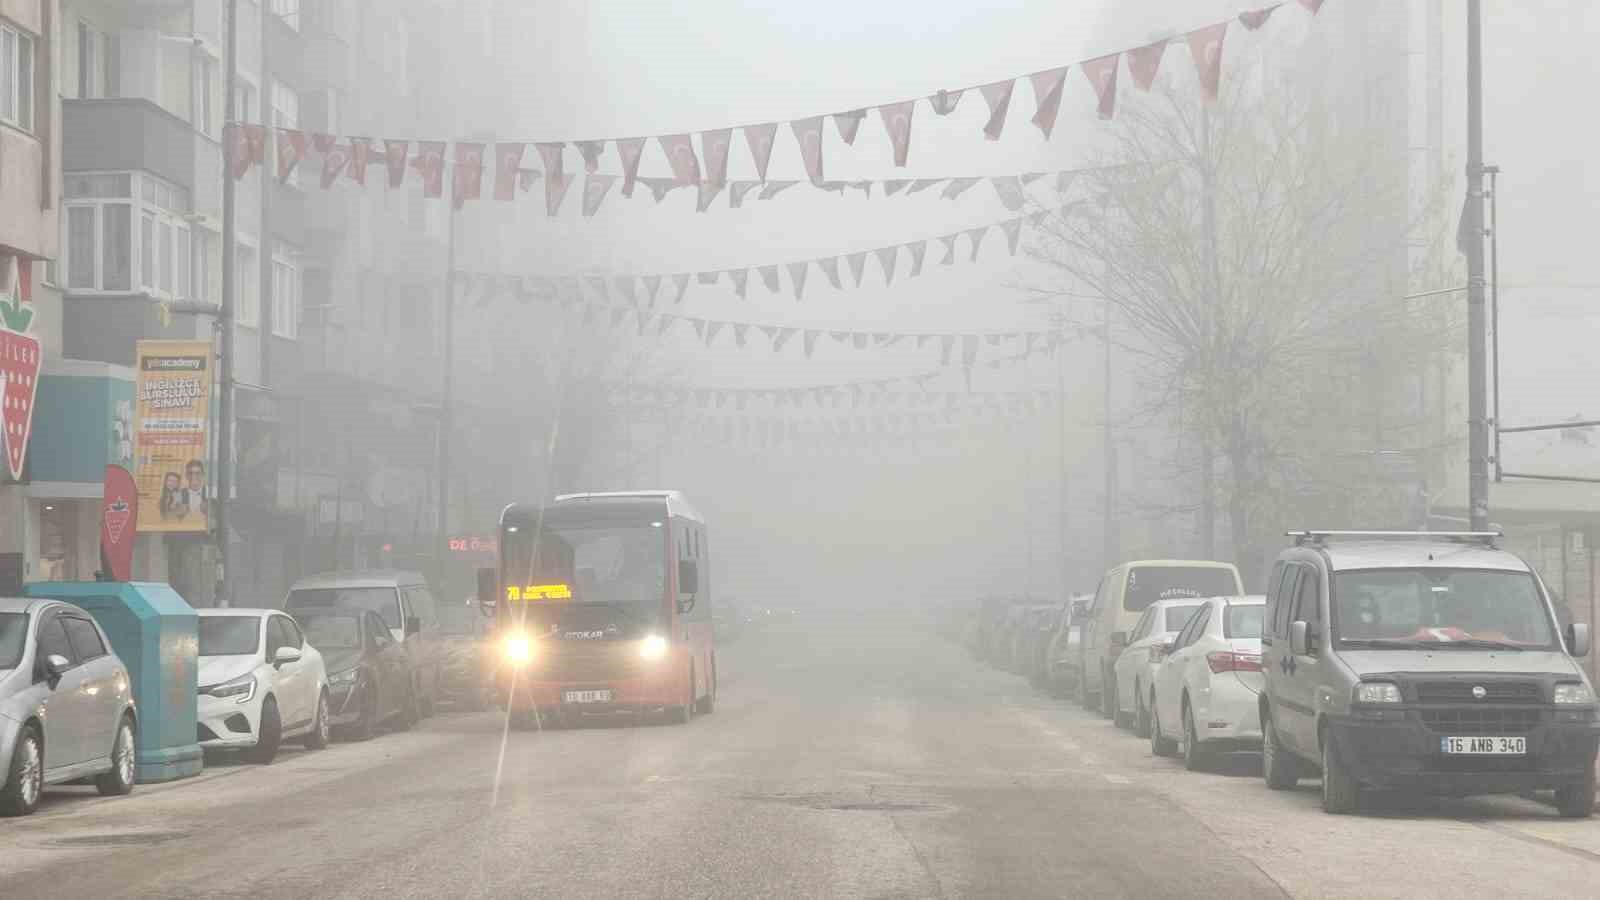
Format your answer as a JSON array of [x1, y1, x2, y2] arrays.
[[481, 491, 716, 727]]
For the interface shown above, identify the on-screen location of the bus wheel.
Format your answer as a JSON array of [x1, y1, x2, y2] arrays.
[[667, 668, 696, 725], [696, 662, 717, 715]]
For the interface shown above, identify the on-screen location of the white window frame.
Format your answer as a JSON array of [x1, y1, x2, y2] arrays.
[[269, 0, 301, 32], [192, 54, 215, 136], [235, 241, 259, 327], [1, 22, 35, 131], [270, 80, 298, 130], [271, 252, 299, 340], [64, 171, 191, 299]]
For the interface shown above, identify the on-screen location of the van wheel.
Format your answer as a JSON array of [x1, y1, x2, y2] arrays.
[[95, 717, 137, 796], [1320, 730, 1360, 814], [1262, 709, 1299, 790], [1555, 762, 1597, 818], [1150, 703, 1178, 757], [245, 697, 281, 765], [0, 725, 43, 816]]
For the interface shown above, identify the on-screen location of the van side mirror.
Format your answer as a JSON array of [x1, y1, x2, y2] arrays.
[[1568, 623, 1590, 657], [1289, 621, 1309, 657], [476, 567, 498, 616]]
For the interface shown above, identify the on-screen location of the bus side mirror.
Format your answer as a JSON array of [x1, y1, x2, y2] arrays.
[[1568, 623, 1590, 657], [677, 560, 699, 614], [476, 567, 497, 616]]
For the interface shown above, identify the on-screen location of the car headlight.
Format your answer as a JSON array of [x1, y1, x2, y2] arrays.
[[1354, 682, 1402, 704], [205, 673, 257, 704], [503, 633, 534, 667], [1554, 682, 1595, 705], [329, 668, 359, 686], [639, 634, 669, 661]]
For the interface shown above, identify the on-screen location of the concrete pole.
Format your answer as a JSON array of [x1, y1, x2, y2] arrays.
[[216, 0, 239, 605], [1465, 0, 1490, 529]]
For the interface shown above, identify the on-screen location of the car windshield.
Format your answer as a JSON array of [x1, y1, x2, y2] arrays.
[[199, 616, 260, 656], [1332, 569, 1557, 649], [300, 614, 362, 650], [1164, 605, 1202, 631], [1124, 567, 1239, 612], [1224, 605, 1265, 639], [0, 613, 25, 669], [501, 523, 667, 625], [287, 588, 402, 630]]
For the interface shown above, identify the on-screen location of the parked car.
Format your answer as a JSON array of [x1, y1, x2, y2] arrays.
[[435, 600, 491, 711], [1149, 595, 1266, 769], [1044, 594, 1093, 698], [197, 609, 330, 764], [1111, 597, 1207, 735], [1259, 531, 1600, 817], [1024, 605, 1065, 688], [298, 608, 418, 738], [0, 599, 137, 816], [1078, 560, 1245, 717], [284, 571, 444, 717]]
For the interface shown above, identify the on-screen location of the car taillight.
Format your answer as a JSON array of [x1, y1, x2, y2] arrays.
[[1206, 651, 1262, 673]]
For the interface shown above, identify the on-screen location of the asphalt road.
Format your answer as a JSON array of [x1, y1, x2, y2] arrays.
[[2, 616, 1599, 899]]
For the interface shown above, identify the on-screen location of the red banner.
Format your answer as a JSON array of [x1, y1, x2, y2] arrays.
[[100, 465, 138, 581]]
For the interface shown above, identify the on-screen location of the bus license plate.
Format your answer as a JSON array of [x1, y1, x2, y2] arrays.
[[564, 690, 612, 704], [1441, 736, 1525, 755]]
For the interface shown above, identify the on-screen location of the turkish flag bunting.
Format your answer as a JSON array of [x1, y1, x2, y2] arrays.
[[452, 142, 485, 209], [658, 134, 702, 185], [834, 109, 867, 146], [929, 88, 964, 116], [276, 128, 307, 182], [494, 142, 526, 201], [384, 139, 410, 188], [1299, 0, 1325, 13], [616, 137, 646, 197], [312, 132, 338, 154], [701, 128, 732, 186], [671, 273, 690, 303], [875, 246, 898, 285], [729, 181, 760, 207], [1127, 39, 1168, 91], [1187, 22, 1229, 103], [225, 124, 262, 179], [744, 123, 778, 182], [576, 140, 605, 173], [878, 101, 915, 167], [582, 174, 615, 216], [696, 181, 724, 212], [905, 240, 927, 277], [347, 137, 370, 185], [728, 269, 749, 299], [1028, 67, 1069, 138], [1239, 5, 1279, 29], [544, 173, 576, 215], [319, 139, 350, 189], [991, 176, 1025, 210], [884, 179, 910, 197], [939, 233, 959, 265], [787, 261, 809, 300], [535, 142, 566, 183], [847, 252, 867, 287], [817, 257, 842, 290], [978, 80, 1015, 141], [790, 117, 826, 184], [1081, 54, 1120, 120], [758, 265, 780, 294], [966, 226, 989, 261], [1001, 217, 1024, 255], [411, 141, 446, 197]]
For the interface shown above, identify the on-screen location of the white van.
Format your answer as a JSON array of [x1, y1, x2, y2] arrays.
[[284, 571, 443, 717]]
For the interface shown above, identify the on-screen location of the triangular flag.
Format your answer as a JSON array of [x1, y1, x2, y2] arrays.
[[581, 173, 616, 216], [929, 88, 965, 116], [852, 333, 870, 350], [991, 176, 1025, 211], [276, 128, 307, 182], [545, 172, 576, 215], [758, 264, 781, 294], [728, 268, 749, 298], [411, 140, 445, 196], [691, 318, 708, 340], [905, 240, 927, 277], [978, 79, 1015, 141], [1186, 22, 1228, 104], [610, 307, 630, 329], [833, 109, 867, 145], [700, 128, 732, 186], [696, 181, 725, 212], [705, 321, 725, 346], [875, 246, 898, 285], [846, 252, 867, 287], [1299, 0, 1326, 13], [671, 273, 690, 303], [382, 138, 409, 187], [638, 177, 679, 203], [1001, 217, 1024, 255], [884, 179, 911, 197], [941, 177, 981, 200], [787, 261, 809, 300], [494, 142, 526, 201], [658, 134, 701, 185], [346, 137, 370, 185], [697, 271, 720, 285], [319, 138, 349, 189], [1239, 6, 1278, 29], [1020, 171, 1047, 186], [576, 140, 605, 173], [908, 178, 946, 194], [878, 100, 915, 167], [939, 233, 959, 265], [1028, 67, 1069, 138], [734, 323, 750, 347], [759, 180, 799, 201], [534, 142, 566, 183], [644, 275, 663, 305], [585, 274, 609, 302], [790, 116, 826, 184], [1082, 53, 1120, 120], [962, 334, 980, 366], [729, 180, 761, 207], [616, 137, 646, 197], [637, 312, 653, 336], [940, 334, 955, 365], [1127, 40, 1168, 92], [744, 123, 778, 181], [803, 330, 819, 358], [818, 257, 842, 289], [849, 180, 873, 198], [615, 276, 638, 306]]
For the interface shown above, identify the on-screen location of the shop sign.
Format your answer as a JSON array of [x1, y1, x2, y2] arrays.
[[448, 535, 498, 555], [100, 464, 138, 581], [133, 340, 213, 533]]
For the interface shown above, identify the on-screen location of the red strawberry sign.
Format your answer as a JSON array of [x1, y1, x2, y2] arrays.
[[0, 270, 40, 482], [105, 499, 131, 544], [100, 465, 139, 581]]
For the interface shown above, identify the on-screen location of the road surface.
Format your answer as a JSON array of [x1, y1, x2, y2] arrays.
[[2, 615, 1597, 898]]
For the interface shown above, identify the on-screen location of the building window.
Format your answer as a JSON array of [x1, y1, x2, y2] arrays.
[[272, 257, 299, 339], [1, 23, 34, 131], [192, 229, 214, 303], [236, 244, 258, 327], [192, 56, 215, 136], [65, 171, 188, 297], [232, 80, 255, 124], [139, 212, 155, 290], [269, 0, 301, 32], [270, 81, 298, 130], [76, 21, 115, 100]]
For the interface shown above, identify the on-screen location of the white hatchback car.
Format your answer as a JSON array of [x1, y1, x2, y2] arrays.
[[1150, 595, 1267, 770], [197, 609, 329, 764], [1111, 598, 1206, 737]]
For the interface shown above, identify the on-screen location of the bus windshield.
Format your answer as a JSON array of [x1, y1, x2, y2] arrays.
[[502, 522, 667, 626]]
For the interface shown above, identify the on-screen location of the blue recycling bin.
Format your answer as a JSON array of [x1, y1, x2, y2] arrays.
[[24, 582, 203, 783]]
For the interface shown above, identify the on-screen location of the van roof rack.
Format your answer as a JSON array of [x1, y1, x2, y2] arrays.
[[1287, 530, 1501, 547]]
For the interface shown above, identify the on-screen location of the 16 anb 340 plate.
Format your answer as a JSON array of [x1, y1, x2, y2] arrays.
[[1441, 736, 1526, 755], [563, 690, 613, 704]]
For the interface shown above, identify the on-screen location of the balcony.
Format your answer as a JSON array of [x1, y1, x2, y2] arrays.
[[63, 99, 194, 191]]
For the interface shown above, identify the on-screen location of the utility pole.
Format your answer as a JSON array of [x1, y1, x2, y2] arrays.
[[1056, 318, 1069, 598], [216, 0, 239, 606], [435, 203, 457, 591], [1486, 165, 1501, 482], [1103, 301, 1118, 569], [1464, 0, 1490, 530], [1197, 104, 1220, 559], [258, 13, 273, 384]]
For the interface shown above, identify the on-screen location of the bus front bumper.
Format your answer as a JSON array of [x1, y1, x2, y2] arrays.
[[494, 663, 686, 714]]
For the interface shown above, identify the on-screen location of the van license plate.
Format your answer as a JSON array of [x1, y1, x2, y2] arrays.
[[563, 690, 612, 704], [1441, 736, 1525, 755]]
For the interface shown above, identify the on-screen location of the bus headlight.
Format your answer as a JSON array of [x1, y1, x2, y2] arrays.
[[639, 634, 669, 661], [503, 633, 534, 667]]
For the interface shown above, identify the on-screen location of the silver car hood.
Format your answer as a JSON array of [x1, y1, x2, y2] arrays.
[[1339, 649, 1584, 678]]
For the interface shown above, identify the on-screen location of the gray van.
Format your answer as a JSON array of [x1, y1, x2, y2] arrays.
[[284, 571, 443, 717], [1259, 531, 1600, 816]]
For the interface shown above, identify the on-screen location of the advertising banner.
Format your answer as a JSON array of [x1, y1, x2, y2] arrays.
[[100, 464, 138, 580], [133, 341, 213, 534]]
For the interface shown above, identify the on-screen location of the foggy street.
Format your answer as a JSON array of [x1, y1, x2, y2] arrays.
[[0, 616, 1595, 900]]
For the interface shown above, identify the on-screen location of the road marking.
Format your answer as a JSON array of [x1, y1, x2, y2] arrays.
[[1102, 774, 1131, 785]]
